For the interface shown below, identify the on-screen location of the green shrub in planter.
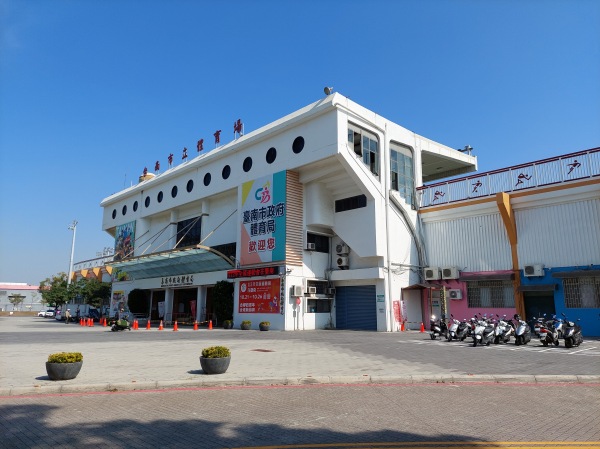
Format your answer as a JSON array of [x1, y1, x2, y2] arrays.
[[240, 320, 251, 330], [200, 346, 231, 374], [223, 319, 233, 329], [201, 346, 231, 358], [47, 352, 83, 363], [259, 321, 270, 327]]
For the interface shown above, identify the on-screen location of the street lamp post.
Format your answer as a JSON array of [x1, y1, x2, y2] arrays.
[[67, 220, 78, 286]]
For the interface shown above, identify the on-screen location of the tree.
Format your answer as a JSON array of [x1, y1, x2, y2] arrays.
[[78, 278, 111, 309], [39, 273, 71, 308], [39, 274, 111, 309], [127, 289, 149, 314], [8, 294, 25, 311], [212, 280, 234, 323]]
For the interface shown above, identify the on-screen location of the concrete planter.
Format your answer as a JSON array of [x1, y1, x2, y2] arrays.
[[45, 361, 83, 381], [199, 356, 231, 374]]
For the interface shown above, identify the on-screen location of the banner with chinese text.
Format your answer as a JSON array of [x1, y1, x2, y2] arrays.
[[240, 171, 286, 265], [238, 278, 281, 314]]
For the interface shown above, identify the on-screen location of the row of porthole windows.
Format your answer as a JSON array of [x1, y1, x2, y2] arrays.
[[111, 136, 305, 219]]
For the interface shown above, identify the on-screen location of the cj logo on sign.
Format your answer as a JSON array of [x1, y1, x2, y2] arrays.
[[255, 181, 271, 204]]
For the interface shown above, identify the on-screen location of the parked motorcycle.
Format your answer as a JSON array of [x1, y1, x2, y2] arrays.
[[561, 313, 583, 348], [537, 315, 560, 347], [447, 315, 470, 341], [513, 314, 532, 346], [493, 314, 514, 344], [472, 314, 495, 347], [111, 318, 131, 332], [429, 314, 448, 340]]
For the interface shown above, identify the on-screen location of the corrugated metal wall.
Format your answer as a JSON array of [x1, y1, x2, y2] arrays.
[[516, 198, 600, 267], [286, 171, 304, 266], [422, 213, 513, 271]]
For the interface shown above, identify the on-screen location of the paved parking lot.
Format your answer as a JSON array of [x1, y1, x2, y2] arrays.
[[1, 316, 599, 396]]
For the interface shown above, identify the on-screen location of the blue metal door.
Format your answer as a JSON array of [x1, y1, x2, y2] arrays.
[[335, 285, 377, 330]]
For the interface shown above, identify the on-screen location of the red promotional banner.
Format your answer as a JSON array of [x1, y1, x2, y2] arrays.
[[238, 278, 281, 314]]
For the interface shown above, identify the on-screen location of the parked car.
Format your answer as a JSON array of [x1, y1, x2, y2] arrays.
[[37, 310, 46, 317], [86, 308, 101, 322], [44, 309, 55, 318]]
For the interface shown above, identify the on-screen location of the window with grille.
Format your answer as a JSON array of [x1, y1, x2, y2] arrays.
[[466, 280, 515, 308], [563, 277, 600, 308]]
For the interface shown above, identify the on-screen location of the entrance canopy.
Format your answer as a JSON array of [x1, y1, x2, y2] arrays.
[[108, 245, 234, 280]]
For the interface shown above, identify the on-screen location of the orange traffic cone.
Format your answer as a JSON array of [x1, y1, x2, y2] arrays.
[[193, 321, 198, 331], [158, 320, 163, 330], [173, 321, 179, 331], [401, 321, 405, 332], [80, 318, 84, 326], [132, 319, 136, 330], [102, 317, 107, 327], [208, 320, 213, 330], [146, 320, 151, 330], [420, 322, 425, 332]]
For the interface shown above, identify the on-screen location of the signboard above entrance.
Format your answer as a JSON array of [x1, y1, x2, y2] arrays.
[[227, 265, 282, 279]]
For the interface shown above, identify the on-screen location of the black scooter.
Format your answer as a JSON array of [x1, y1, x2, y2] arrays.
[[561, 313, 583, 348], [429, 314, 448, 340]]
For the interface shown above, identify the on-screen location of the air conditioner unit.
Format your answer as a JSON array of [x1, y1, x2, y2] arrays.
[[442, 266, 459, 280], [336, 256, 349, 268], [524, 264, 544, 277], [335, 243, 350, 255], [326, 287, 336, 295], [292, 285, 303, 296], [307, 286, 317, 295], [448, 289, 462, 300], [306, 243, 316, 251], [424, 267, 440, 281]]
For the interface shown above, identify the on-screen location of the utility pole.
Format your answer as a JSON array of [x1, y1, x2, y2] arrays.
[[67, 220, 78, 286]]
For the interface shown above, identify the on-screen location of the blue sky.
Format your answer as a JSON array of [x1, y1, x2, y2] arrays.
[[1, 0, 599, 286]]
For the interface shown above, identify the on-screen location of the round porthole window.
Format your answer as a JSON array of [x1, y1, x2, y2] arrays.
[[112, 209, 117, 219], [171, 186, 178, 198], [122, 205, 127, 216], [145, 196, 150, 208], [204, 173, 211, 186], [133, 201, 138, 212], [266, 147, 277, 164], [222, 165, 231, 179], [292, 136, 305, 154], [243, 157, 252, 172], [186, 179, 194, 192], [157, 191, 163, 203]]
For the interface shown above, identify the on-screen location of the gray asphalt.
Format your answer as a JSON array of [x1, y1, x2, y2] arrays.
[[1, 316, 599, 396]]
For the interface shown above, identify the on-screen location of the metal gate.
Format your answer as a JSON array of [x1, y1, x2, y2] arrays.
[[335, 285, 377, 330]]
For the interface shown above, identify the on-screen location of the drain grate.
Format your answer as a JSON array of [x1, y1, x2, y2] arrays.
[[251, 349, 274, 352]]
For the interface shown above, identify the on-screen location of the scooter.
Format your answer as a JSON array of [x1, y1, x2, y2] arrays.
[[561, 313, 583, 348], [447, 315, 460, 341], [111, 318, 131, 331], [429, 314, 448, 340], [513, 314, 532, 346], [494, 314, 514, 344], [538, 315, 560, 347], [472, 314, 495, 347]]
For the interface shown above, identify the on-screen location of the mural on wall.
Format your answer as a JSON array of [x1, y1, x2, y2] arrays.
[[240, 171, 286, 265], [111, 291, 125, 317], [238, 279, 281, 314], [114, 221, 136, 262]]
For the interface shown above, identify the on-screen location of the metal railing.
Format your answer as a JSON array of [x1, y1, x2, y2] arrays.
[[417, 147, 600, 208]]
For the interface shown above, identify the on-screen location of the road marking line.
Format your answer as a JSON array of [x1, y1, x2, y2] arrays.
[[235, 442, 600, 449], [568, 347, 596, 354]]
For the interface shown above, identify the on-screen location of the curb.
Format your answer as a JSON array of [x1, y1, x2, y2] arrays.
[[2, 375, 599, 397]]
